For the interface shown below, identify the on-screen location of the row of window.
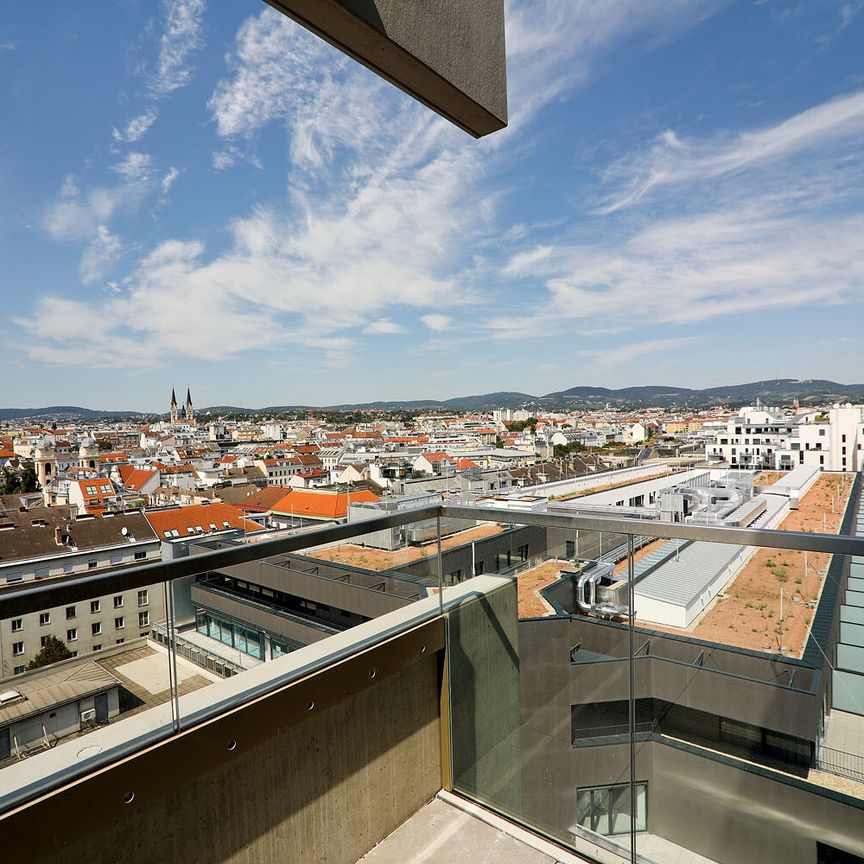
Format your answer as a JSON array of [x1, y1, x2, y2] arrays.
[[9, 591, 149, 632], [10, 613, 150, 658], [3, 550, 149, 584], [162, 521, 232, 538]]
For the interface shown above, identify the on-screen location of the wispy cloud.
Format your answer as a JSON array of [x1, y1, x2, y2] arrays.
[[111, 151, 153, 182], [495, 208, 864, 336], [19, 2, 735, 369], [112, 1, 207, 145], [420, 315, 453, 332], [80, 226, 125, 285], [600, 89, 864, 212], [364, 319, 405, 335], [113, 109, 159, 144], [579, 337, 697, 371], [0, 41, 16, 51], [152, 0, 206, 97], [161, 166, 180, 194]]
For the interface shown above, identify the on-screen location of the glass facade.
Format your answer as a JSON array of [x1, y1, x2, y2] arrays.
[[195, 611, 263, 660], [577, 783, 647, 836]]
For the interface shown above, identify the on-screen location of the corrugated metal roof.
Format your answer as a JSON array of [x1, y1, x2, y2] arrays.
[[634, 495, 787, 609]]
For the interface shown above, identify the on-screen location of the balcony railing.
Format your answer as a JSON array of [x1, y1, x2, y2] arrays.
[[1, 487, 863, 864]]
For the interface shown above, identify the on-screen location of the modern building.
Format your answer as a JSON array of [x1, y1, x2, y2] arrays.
[[706, 404, 864, 472]]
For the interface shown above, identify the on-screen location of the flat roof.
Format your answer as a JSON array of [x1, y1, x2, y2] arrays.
[[0, 660, 120, 726], [634, 495, 787, 609]]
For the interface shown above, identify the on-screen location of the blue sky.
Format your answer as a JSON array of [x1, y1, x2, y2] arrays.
[[1, 0, 863, 411]]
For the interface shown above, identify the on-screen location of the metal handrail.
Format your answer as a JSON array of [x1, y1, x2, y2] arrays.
[[1, 501, 862, 618], [814, 743, 864, 783]]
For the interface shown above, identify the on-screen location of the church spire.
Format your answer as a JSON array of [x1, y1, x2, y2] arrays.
[[170, 387, 178, 424], [185, 386, 194, 423]]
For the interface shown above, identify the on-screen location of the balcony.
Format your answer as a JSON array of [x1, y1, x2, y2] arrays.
[[1, 484, 864, 864]]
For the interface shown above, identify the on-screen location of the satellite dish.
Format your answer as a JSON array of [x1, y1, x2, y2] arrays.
[[121, 527, 128, 536]]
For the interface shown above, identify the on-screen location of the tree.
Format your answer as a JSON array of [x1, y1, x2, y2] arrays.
[[95, 438, 113, 451], [27, 635, 73, 670], [494, 435, 504, 449], [0, 466, 22, 494], [20, 466, 39, 493], [553, 441, 585, 459]]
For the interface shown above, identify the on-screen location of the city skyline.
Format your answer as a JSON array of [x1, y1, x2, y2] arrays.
[[2, 1, 864, 410]]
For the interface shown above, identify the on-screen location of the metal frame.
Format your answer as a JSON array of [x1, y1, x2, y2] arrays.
[[3, 502, 863, 618]]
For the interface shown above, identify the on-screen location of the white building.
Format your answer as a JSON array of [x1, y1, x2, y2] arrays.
[[705, 404, 864, 472]]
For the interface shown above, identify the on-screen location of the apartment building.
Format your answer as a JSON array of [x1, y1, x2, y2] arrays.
[[706, 404, 864, 472], [0, 510, 162, 676]]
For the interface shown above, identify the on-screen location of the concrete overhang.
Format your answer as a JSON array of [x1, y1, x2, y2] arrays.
[[263, 0, 507, 137]]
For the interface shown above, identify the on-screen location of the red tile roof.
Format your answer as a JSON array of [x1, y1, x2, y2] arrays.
[[144, 503, 262, 538], [270, 489, 379, 520], [238, 486, 294, 513], [421, 451, 451, 462], [119, 467, 158, 491], [454, 458, 479, 471]]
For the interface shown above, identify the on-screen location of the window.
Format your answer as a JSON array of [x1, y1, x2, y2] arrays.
[[12, 642, 24, 656], [137, 590, 149, 606], [35, 566, 50, 579], [92, 644, 102, 652], [40, 635, 50, 647], [475, 560, 485, 576], [13, 665, 25, 675], [66, 606, 76, 619], [116, 638, 125, 645], [67, 628, 77, 642], [576, 783, 647, 836], [139, 611, 149, 627], [39, 612, 50, 625], [63, 561, 74, 573], [5, 573, 23, 583], [518, 544, 529, 562], [91, 622, 102, 636], [113, 595, 123, 608], [88, 560, 98, 570], [90, 600, 100, 613], [114, 616, 125, 629], [566, 540, 576, 559], [134, 550, 147, 560], [110, 553, 123, 565], [11, 618, 22, 632]]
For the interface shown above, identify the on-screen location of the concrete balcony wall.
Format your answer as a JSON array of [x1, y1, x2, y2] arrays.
[[4, 624, 444, 864]]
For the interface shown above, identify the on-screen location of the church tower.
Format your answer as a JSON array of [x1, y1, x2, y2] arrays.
[[185, 387, 194, 423], [170, 388, 179, 425]]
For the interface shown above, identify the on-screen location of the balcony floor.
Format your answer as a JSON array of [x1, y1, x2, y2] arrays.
[[357, 796, 569, 864]]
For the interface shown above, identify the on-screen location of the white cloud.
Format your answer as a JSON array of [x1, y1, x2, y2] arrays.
[[161, 166, 180, 194], [152, 0, 206, 97], [364, 319, 405, 334], [579, 338, 697, 371], [42, 157, 154, 241], [21, 2, 736, 369], [80, 226, 125, 285], [111, 152, 153, 182], [601, 89, 864, 212], [114, 109, 159, 144], [495, 208, 864, 336], [0, 42, 16, 51], [421, 315, 452, 332]]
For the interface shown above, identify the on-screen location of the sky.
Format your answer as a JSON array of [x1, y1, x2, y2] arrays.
[[1, 0, 863, 412]]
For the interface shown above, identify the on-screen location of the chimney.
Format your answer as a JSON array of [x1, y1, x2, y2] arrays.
[[54, 526, 63, 545]]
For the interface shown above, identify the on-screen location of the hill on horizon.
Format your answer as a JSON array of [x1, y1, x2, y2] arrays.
[[2, 380, 862, 420]]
